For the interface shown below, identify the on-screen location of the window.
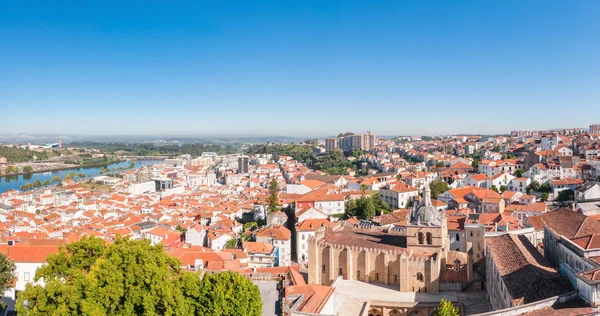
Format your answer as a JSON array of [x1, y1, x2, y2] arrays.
[[417, 232, 424, 245], [426, 232, 433, 245], [338, 268, 343, 276], [322, 265, 326, 273], [394, 275, 398, 283], [470, 231, 473, 237], [24, 272, 30, 282], [302, 234, 305, 240], [375, 273, 379, 281], [357, 270, 361, 278], [416, 272, 423, 282], [456, 233, 460, 241]]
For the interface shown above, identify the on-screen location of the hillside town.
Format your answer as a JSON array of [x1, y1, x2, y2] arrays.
[[0, 126, 599, 315]]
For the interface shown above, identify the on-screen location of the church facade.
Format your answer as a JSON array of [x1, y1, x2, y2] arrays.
[[308, 185, 455, 293]]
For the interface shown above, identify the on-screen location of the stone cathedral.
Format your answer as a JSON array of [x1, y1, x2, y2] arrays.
[[308, 185, 456, 293]]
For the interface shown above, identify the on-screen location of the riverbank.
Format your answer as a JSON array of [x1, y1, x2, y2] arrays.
[[1, 160, 164, 193], [0, 160, 127, 179]]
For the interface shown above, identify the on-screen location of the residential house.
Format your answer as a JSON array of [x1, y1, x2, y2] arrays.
[[378, 181, 419, 209], [256, 225, 292, 267]]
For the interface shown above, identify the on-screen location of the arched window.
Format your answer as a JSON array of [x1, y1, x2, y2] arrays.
[[357, 270, 361, 278], [375, 273, 379, 281], [338, 268, 343, 276], [426, 232, 432, 245], [418, 232, 424, 244], [393, 274, 398, 283], [416, 272, 423, 282]]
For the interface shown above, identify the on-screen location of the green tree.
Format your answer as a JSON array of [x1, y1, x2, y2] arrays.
[[526, 187, 531, 195], [100, 167, 109, 174], [351, 148, 364, 158], [429, 180, 449, 199], [541, 192, 549, 201], [499, 185, 508, 193], [539, 183, 552, 193], [268, 178, 280, 213], [490, 185, 499, 193], [225, 238, 238, 249], [17, 236, 260, 316], [5, 165, 17, 174], [0, 252, 16, 295], [195, 271, 262, 316], [396, 174, 403, 180], [514, 169, 524, 178], [556, 189, 574, 202], [51, 176, 61, 183], [23, 165, 33, 173], [176, 225, 186, 232], [530, 181, 541, 191], [42, 180, 51, 186], [64, 171, 77, 180], [129, 162, 135, 169], [20, 182, 32, 191], [33, 179, 42, 187], [243, 222, 258, 231], [436, 298, 460, 316]]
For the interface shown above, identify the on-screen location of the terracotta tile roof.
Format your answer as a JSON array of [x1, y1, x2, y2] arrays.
[[320, 227, 415, 255], [542, 208, 600, 239], [296, 187, 344, 202], [570, 234, 600, 250], [505, 202, 547, 214], [469, 174, 487, 182], [297, 179, 326, 189], [486, 234, 573, 306], [0, 244, 59, 263], [242, 241, 274, 254], [513, 298, 596, 316], [446, 216, 466, 230], [446, 186, 485, 199], [296, 219, 332, 231], [256, 225, 291, 240], [527, 215, 545, 230], [285, 284, 335, 314], [372, 209, 410, 226], [383, 181, 418, 193]]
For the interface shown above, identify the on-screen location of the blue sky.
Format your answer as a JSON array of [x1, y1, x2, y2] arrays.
[[1, 1, 599, 137]]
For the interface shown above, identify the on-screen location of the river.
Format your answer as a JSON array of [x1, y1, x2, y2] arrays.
[[0, 160, 164, 193]]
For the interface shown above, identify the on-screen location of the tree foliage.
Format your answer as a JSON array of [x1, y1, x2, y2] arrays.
[[429, 180, 449, 199], [268, 178, 280, 213], [346, 192, 390, 219], [541, 192, 549, 201], [0, 252, 16, 295], [556, 189, 574, 202], [68, 142, 240, 157], [436, 298, 460, 316], [514, 169, 524, 178], [490, 185, 499, 193], [23, 165, 34, 173], [0, 146, 51, 163], [194, 271, 262, 316], [17, 236, 262, 316]]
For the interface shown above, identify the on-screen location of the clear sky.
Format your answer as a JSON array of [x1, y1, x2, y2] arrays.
[[1, 1, 599, 137]]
